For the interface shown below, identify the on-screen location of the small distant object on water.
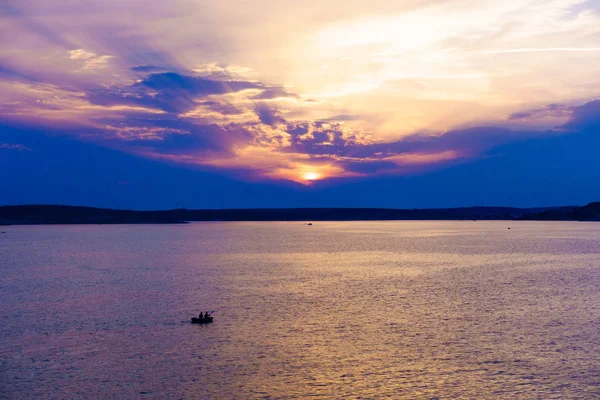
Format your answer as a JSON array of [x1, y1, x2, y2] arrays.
[[307, 222, 313, 226], [508, 227, 511, 230], [191, 311, 214, 324]]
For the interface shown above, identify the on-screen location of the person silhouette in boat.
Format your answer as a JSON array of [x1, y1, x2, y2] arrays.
[[198, 312, 204, 320]]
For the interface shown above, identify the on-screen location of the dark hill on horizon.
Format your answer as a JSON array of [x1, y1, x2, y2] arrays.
[[0, 203, 598, 225], [520, 202, 600, 221]]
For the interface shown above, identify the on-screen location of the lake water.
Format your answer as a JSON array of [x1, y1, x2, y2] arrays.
[[1, 221, 600, 399]]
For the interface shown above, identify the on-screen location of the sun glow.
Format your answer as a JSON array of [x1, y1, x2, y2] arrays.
[[303, 171, 321, 181]]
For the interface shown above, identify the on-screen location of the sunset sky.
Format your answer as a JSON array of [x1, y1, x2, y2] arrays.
[[1, 0, 600, 208]]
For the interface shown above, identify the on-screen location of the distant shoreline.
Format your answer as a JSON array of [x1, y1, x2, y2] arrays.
[[0, 203, 598, 225]]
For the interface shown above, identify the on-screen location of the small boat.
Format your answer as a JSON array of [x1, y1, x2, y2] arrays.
[[307, 223, 313, 226], [191, 315, 214, 324]]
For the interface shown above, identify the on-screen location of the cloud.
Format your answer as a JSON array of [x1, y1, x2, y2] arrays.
[[480, 47, 600, 54], [2, 51, 596, 185], [281, 122, 526, 161], [321, 114, 363, 122], [251, 86, 299, 100], [1, 1, 74, 48], [0, 143, 32, 151], [133, 124, 251, 156], [64, 78, 600, 183], [0, 64, 40, 82], [2, 0, 600, 187], [563, 99, 600, 129], [130, 65, 165, 73], [199, 101, 245, 115], [507, 103, 574, 129], [509, 104, 571, 120], [88, 72, 262, 113], [338, 159, 399, 174], [68, 49, 98, 60], [89, 116, 257, 160], [192, 63, 255, 80], [254, 104, 285, 126], [139, 72, 258, 94], [68, 49, 114, 69]]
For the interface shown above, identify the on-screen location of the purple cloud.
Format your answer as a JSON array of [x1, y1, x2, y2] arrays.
[[339, 160, 399, 174], [1, 2, 73, 48], [88, 72, 262, 113], [0, 64, 40, 83], [0, 143, 32, 151], [509, 103, 572, 121], [254, 104, 286, 126], [250, 86, 298, 100], [130, 65, 166, 73], [564, 99, 600, 129], [199, 101, 245, 115]]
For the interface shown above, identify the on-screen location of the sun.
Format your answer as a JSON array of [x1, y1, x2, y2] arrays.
[[303, 171, 321, 181]]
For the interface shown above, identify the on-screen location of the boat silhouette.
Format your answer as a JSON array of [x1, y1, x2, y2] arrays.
[[191, 313, 214, 324], [191, 316, 213, 324]]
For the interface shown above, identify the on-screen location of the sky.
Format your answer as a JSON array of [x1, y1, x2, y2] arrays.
[[1, 0, 600, 209]]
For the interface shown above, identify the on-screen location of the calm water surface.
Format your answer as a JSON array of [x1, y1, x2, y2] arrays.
[[1, 221, 600, 399]]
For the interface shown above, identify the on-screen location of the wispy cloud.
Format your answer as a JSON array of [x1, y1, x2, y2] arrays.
[[481, 47, 600, 54], [68, 49, 114, 70], [0, 143, 32, 151]]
